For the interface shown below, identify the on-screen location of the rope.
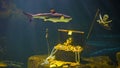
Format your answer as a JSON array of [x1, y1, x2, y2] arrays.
[[86, 9, 100, 40]]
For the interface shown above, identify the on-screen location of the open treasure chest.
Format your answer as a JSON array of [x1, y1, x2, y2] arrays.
[[40, 29, 84, 68]]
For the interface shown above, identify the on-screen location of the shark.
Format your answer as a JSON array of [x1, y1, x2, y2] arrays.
[[23, 10, 72, 23]]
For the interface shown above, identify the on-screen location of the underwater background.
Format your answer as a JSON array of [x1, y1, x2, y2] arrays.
[[0, 0, 120, 68]]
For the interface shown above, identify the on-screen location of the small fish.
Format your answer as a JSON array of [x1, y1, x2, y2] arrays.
[[23, 10, 72, 23]]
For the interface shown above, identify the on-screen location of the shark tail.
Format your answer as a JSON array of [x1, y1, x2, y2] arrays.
[[23, 11, 33, 22]]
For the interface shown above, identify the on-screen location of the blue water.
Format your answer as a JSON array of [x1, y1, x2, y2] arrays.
[[0, 0, 120, 68]]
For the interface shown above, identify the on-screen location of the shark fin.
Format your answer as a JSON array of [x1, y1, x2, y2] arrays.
[[44, 19, 47, 21], [60, 16, 64, 20], [23, 11, 33, 22]]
